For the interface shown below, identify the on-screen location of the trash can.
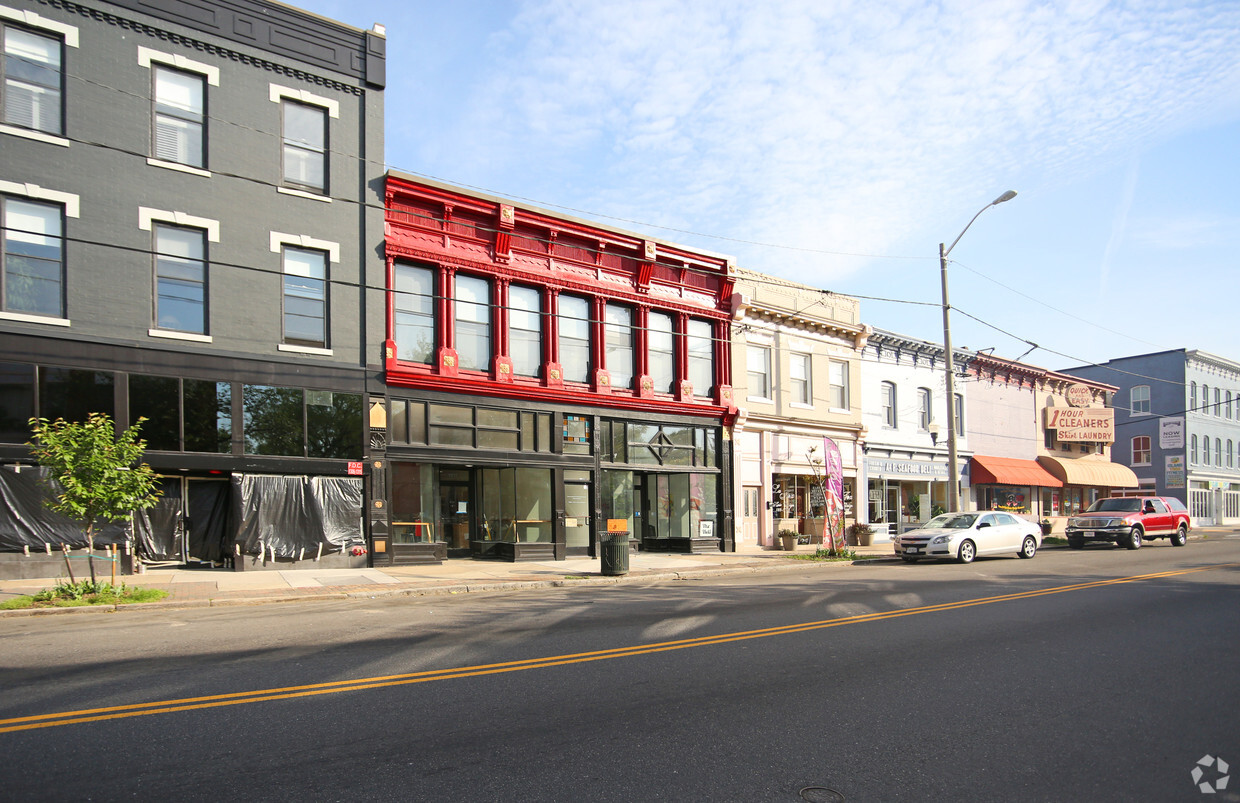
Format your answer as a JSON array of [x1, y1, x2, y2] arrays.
[[600, 531, 630, 576]]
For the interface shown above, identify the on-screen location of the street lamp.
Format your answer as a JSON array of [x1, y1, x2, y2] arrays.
[[939, 190, 1017, 511]]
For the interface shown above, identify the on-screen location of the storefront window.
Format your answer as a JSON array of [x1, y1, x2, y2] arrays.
[[979, 485, 1031, 514], [391, 462, 437, 544], [479, 467, 552, 542], [40, 367, 114, 423], [307, 391, 362, 459], [242, 385, 302, 456], [129, 374, 180, 451], [601, 469, 634, 534], [0, 363, 35, 443], [183, 379, 231, 454]]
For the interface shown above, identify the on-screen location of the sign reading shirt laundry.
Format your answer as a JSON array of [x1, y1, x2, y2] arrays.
[[1043, 407, 1115, 442]]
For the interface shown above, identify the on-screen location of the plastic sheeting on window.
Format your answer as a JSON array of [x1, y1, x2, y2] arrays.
[[231, 474, 363, 559], [0, 466, 131, 551], [132, 499, 183, 561]]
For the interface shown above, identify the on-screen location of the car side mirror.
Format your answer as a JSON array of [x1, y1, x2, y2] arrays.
[[977, 522, 991, 529]]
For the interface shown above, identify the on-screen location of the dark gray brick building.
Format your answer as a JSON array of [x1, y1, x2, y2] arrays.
[[0, 0, 386, 572]]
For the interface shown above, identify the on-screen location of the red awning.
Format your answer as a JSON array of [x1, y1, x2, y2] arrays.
[[970, 455, 1063, 488]]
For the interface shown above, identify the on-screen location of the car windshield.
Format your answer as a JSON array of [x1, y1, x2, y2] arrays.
[[1086, 498, 1141, 513], [926, 513, 977, 529]]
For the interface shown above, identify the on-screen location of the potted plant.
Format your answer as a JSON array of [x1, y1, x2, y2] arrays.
[[778, 529, 799, 551], [847, 523, 875, 547], [1039, 518, 1054, 536]]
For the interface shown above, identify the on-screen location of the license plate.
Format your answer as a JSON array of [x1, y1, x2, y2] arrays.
[[905, 547, 920, 554], [1083, 531, 1095, 538]]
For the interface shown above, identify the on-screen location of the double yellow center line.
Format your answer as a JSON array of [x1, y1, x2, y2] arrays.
[[1, 564, 1228, 734]]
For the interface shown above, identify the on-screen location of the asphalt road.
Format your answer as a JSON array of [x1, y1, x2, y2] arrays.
[[2, 539, 1239, 802]]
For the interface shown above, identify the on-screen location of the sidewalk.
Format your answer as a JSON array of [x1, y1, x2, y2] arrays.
[[0, 541, 896, 614], [3, 528, 1235, 616]]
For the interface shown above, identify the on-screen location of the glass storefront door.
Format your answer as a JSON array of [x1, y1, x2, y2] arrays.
[[565, 471, 591, 550], [439, 469, 471, 550]]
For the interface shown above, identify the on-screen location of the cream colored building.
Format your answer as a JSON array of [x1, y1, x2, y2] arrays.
[[729, 270, 869, 549]]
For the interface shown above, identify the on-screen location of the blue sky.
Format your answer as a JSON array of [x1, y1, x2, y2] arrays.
[[299, 0, 1240, 370]]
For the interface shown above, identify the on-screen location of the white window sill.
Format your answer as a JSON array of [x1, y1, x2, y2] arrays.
[[278, 344, 333, 356], [278, 186, 331, 203], [147, 158, 211, 178], [149, 328, 212, 343], [790, 402, 814, 410], [0, 310, 70, 326], [0, 124, 70, 147], [746, 396, 774, 405]]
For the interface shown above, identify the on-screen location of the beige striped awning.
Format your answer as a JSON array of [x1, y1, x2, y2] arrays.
[[1036, 456, 1140, 488]]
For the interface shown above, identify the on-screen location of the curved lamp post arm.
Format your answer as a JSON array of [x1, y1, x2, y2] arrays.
[[944, 190, 1017, 258]]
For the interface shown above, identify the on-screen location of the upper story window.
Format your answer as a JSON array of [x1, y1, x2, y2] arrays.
[[686, 319, 713, 397], [917, 387, 932, 430], [790, 352, 811, 405], [282, 246, 328, 348], [1204, 436, 1211, 465], [1227, 391, 1234, 419], [3, 25, 62, 135], [881, 381, 897, 428], [153, 223, 207, 335], [454, 274, 490, 371], [1216, 438, 1223, 467], [2, 195, 63, 317], [558, 294, 590, 384], [282, 100, 326, 193], [954, 393, 964, 435], [1201, 384, 1210, 414], [394, 262, 435, 364], [1132, 435, 1151, 466], [152, 66, 205, 168], [508, 285, 541, 377], [648, 311, 674, 394], [605, 304, 634, 390], [746, 345, 771, 400], [1191, 434, 1198, 464], [1130, 384, 1150, 415], [1228, 439, 1234, 469], [828, 359, 849, 410], [1189, 382, 1197, 411], [1215, 387, 1223, 416]]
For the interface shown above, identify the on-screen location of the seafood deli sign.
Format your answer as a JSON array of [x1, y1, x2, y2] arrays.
[[1043, 405, 1115, 443], [865, 458, 949, 479]]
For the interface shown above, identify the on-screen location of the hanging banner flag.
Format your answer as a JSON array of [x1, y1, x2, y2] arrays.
[[823, 437, 844, 549]]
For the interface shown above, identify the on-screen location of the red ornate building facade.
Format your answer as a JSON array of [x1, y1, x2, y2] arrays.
[[372, 173, 737, 563]]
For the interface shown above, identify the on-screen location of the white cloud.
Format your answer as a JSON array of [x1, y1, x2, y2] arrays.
[[443, 0, 1240, 283]]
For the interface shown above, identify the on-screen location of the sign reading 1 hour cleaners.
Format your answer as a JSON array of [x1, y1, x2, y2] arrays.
[[1043, 406, 1115, 443]]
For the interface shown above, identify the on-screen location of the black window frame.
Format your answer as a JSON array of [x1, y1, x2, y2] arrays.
[[2, 23, 64, 136], [280, 98, 328, 194], [1, 194, 65, 318], [152, 221, 208, 335], [151, 64, 206, 169], [281, 245, 329, 349]]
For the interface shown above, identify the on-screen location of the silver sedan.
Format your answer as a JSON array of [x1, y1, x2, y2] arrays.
[[894, 512, 1042, 564]]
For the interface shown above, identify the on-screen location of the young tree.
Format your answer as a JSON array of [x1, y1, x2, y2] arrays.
[[27, 414, 161, 582]]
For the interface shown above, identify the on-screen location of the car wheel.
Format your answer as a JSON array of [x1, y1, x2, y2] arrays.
[[1067, 536, 1084, 550], [1126, 526, 1143, 550], [1171, 525, 1188, 547], [901, 556, 920, 563], [1018, 535, 1038, 559], [957, 539, 976, 564]]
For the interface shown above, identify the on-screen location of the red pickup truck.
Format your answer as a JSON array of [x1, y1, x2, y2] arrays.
[[1065, 496, 1191, 550]]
